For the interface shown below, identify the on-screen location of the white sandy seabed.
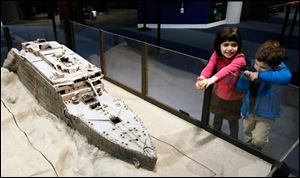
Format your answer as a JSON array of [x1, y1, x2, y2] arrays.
[[1, 67, 272, 177]]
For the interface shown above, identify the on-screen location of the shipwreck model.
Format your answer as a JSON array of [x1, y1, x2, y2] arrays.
[[4, 39, 157, 170]]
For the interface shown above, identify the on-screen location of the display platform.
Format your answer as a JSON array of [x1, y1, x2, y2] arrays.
[[1, 67, 271, 176]]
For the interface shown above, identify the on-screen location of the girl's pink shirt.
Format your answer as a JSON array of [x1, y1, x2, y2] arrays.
[[200, 51, 246, 100]]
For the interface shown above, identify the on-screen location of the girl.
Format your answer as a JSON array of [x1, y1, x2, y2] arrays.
[[195, 26, 246, 138]]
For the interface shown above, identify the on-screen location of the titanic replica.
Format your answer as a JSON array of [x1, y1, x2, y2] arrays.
[[3, 39, 157, 170]]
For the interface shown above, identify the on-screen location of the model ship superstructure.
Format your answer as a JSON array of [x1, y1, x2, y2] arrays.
[[5, 39, 157, 170]]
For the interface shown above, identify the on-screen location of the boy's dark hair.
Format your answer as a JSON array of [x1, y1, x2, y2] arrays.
[[214, 26, 243, 59], [255, 40, 287, 68]]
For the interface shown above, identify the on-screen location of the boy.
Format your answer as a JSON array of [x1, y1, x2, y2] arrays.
[[236, 40, 292, 150]]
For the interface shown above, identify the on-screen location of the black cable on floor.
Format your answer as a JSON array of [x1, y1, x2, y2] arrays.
[[150, 135, 217, 176], [1, 99, 59, 177]]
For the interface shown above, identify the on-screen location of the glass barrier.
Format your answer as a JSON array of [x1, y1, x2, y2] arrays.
[[264, 85, 299, 172], [56, 23, 67, 46], [72, 22, 100, 67], [103, 31, 143, 92], [147, 44, 208, 120], [7, 21, 56, 50], [208, 74, 299, 170]]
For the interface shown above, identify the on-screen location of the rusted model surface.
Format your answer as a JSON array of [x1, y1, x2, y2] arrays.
[[3, 39, 157, 170]]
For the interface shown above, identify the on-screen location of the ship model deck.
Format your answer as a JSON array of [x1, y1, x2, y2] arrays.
[[4, 39, 157, 170]]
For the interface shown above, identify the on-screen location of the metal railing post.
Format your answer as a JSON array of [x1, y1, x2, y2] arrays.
[[201, 85, 213, 127], [288, 3, 299, 40], [280, 4, 291, 44], [63, 20, 75, 51], [142, 42, 148, 99], [99, 30, 106, 76], [3, 27, 12, 51]]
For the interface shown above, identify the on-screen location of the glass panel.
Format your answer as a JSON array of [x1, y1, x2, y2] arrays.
[[103, 31, 142, 92], [7, 21, 55, 50], [283, 140, 299, 176], [56, 23, 67, 46], [147, 44, 208, 120], [208, 74, 299, 171], [73, 22, 100, 67], [264, 85, 298, 172]]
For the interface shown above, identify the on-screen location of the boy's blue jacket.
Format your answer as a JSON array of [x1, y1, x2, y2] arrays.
[[236, 62, 292, 119]]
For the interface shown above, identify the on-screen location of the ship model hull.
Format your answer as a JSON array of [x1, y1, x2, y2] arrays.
[[4, 39, 157, 170]]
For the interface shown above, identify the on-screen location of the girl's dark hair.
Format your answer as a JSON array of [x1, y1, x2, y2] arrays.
[[214, 26, 243, 59], [255, 40, 287, 68]]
